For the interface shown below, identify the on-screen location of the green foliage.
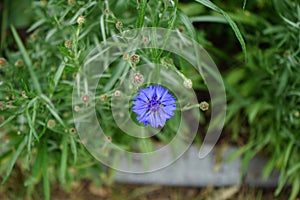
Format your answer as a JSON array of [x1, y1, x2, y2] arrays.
[[1, 0, 242, 199], [4, 0, 297, 199], [225, 0, 300, 199]]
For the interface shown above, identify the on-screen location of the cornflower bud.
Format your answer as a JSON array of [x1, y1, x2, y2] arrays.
[[77, 15, 85, 25]]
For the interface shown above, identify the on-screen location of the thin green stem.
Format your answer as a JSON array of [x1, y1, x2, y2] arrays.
[[136, 0, 147, 28], [158, 0, 178, 54], [181, 103, 201, 111]]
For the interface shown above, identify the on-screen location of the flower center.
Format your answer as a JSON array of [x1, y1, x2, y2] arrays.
[[148, 98, 162, 112]]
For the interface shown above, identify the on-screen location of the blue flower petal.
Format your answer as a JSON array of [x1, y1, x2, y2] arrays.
[[137, 111, 150, 124], [132, 85, 176, 128]]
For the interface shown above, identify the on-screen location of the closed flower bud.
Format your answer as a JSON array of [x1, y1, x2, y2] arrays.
[[14, 59, 23, 67], [74, 105, 80, 112], [143, 36, 149, 44], [183, 79, 192, 89], [47, 119, 56, 128], [69, 128, 76, 134], [114, 90, 121, 97], [132, 72, 144, 86], [77, 15, 85, 25], [116, 21, 123, 29], [123, 53, 129, 61], [178, 26, 185, 33], [64, 40, 71, 48], [72, 73, 77, 79], [82, 95, 89, 103], [199, 101, 209, 111], [106, 136, 112, 143], [101, 94, 107, 101], [63, 112, 69, 118], [21, 91, 28, 98], [130, 54, 140, 65], [104, 9, 109, 14], [0, 58, 6, 67]]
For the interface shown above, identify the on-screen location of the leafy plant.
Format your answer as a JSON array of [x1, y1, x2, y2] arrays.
[[0, 0, 247, 199], [225, 0, 300, 199]]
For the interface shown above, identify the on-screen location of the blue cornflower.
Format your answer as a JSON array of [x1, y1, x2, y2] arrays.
[[132, 85, 176, 128]]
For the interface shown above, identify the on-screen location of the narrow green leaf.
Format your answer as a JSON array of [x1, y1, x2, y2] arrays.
[[70, 136, 77, 164], [103, 62, 128, 92], [26, 100, 39, 141], [27, 19, 46, 33], [262, 158, 276, 179], [243, 0, 247, 10], [289, 178, 300, 200], [227, 141, 254, 162], [287, 162, 300, 177], [190, 15, 227, 23], [24, 140, 44, 186], [46, 104, 66, 128], [248, 102, 261, 124], [53, 63, 65, 89], [100, 14, 107, 42], [27, 129, 33, 161], [10, 25, 42, 94], [177, 11, 196, 37], [64, 1, 97, 25], [40, 94, 66, 127], [0, 115, 18, 128], [283, 141, 294, 170], [136, 0, 147, 28], [275, 172, 288, 196], [59, 136, 68, 184], [42, 140, 50, 200], [2, 136, 28, 183], [276, 67, 289, 96], [194, 0, 247, 60]]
